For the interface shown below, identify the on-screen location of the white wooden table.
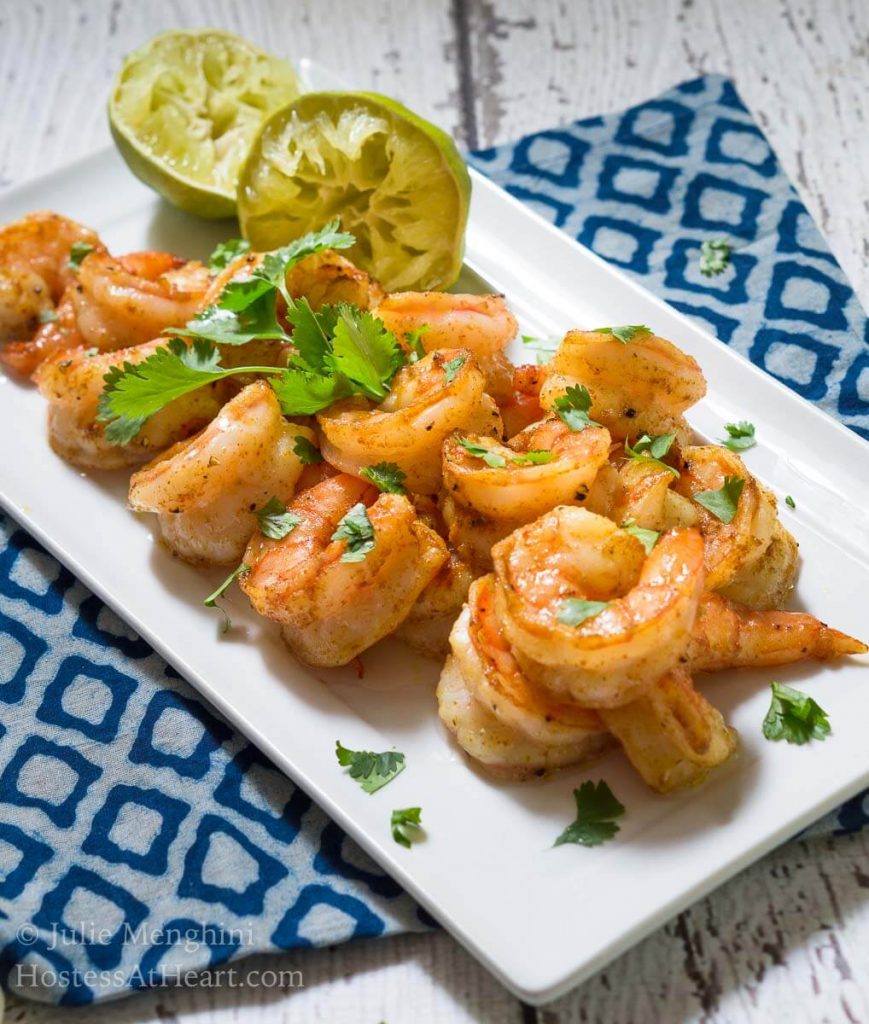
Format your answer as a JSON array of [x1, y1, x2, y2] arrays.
[[2, 2, 868, 1021]]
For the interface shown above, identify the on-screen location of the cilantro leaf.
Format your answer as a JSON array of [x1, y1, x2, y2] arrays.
[[557, 598, 609, 627], [361, 462, 407, 494], [443, 353, 466, 383], [699, 238, 732, 277], [694, 475, 745, 524], [254, 497, 301, 540], [554, 780, 625, 847], [271, 367, 352, 415], [624, 432, 679, 477], [293, 435, 323, 465], [621, 518, 660, 554], [328, 306, 404, 400], [335, 741, 406, 793], [331, 502, 376, 562], [720, 420, 756, 452], [762, 682, 831, 745], [785, 494, 796, 510], [174, 278, 285, 346], [203, 562, 249, 633], [67, 241, 95, 270], [521, 333, 560, 365], [208, 238, 251, 272], [593, 324, 651, 344], [456, 435, 507, 468], [38, 308, 58, 324], [391, 806, 423, 848], [285, 299, 338, 372], [553, 383, 600, 432]]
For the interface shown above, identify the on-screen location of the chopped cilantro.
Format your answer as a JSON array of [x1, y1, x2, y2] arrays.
[[699, 238, 732, 277], [621, 518, 660, 554], [360, 462, 407, 494], [443, 353, 467, 383], [293, 435, 323, 464], [67, 241, 95, 270], [332, 503, 376, 562], [720, 420, 756, 452], [554, 780, 625, 847], [624, 432, 679, 477], [762, 682, 831, 745], [553, 383, 600, 432], [521, 333, 560, 365], [785, 494, 796, 510], [207, 238, 251, 272], [455, 435, 507, 468], [593, 324, 651, 344], [254, 497, 300, 540], [335, 741, 406, 793], [391, 806, 423, 848], [694, 475, 745, 524]]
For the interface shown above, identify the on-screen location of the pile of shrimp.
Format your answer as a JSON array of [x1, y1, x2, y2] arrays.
[[3, 210, 866, 794]]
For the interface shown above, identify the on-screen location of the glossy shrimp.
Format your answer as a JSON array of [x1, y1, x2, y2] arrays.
[[375, 291, 518, 400], [128, 382, 315, 566], [492, 508, 706, 707], [240, 474, 448, 666], [0, 212, 101, 363], [672, 445, 798, 605], [396, 548, 474, 659], [540, 328, 707, 447], [34, 341, 224, 470], [318, 348, 502, 493]]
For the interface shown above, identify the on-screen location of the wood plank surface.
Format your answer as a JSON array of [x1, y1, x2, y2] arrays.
[[2, 1, 868, 1021]]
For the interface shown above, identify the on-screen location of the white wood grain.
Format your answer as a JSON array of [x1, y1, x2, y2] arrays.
[[2, 1, 868, 1022]]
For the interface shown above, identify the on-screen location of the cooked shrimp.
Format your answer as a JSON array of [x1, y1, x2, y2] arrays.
[[318, 349, 502, 493], [540, 329, 706, 446], [0, 211, 100, 344], [34, 340, 224, 470], [600, 668, 737, 793], [442, 417, 612, 523], [686, 592, 867, 672], [241, 474, 448, 666], [375, 292, 518, 399], [615, 459, 679, 530], [286, 250, 384, 310], [396, 549, 474, 658], [492, 509, 706, 707], [128, 382, 314, 566], [672, 445, 792, 602], [4, 249, 210, 375], [500, 363, 547, 438]]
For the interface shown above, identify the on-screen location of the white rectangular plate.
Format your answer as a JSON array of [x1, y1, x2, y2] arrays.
[[2, 100, 868, 1005]]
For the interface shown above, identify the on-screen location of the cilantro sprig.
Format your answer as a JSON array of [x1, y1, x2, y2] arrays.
[[455, 435, 554, 469], [331, 503, 376, 562], [624, 432, 679, 477], [554, 781, 625, 847], [593, 325, 651, 344], [553, 384, 600, 432], [720, 420, 756, 452], [335, 742, 406, 793], [694, 475, 745, 524], [208, 238, 251, 272], [762, 682, 831, 745], [391, 807, 423, 848], [621, 518, 660, 554]]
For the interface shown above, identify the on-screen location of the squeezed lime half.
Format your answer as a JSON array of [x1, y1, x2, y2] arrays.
[[109, 29, 301, 218], [238, 91, 471, 291]]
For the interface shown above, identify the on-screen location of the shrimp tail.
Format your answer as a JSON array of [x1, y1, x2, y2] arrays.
[[688, 592, 868, 672]]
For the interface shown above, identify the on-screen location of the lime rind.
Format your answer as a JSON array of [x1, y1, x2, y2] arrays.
[[109, 29, 300, 218], [238, 91, 471, 291]]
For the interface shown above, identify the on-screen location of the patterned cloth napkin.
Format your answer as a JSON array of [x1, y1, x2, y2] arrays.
[[0, 74, 866, 1007]]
